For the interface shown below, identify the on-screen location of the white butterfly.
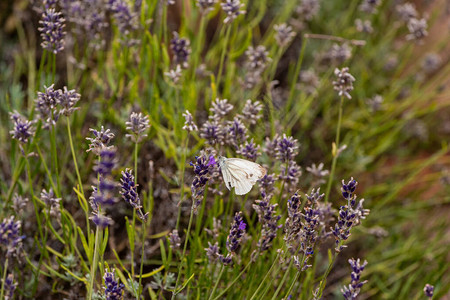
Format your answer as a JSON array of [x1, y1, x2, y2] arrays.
[[218, 156, 267, 195]]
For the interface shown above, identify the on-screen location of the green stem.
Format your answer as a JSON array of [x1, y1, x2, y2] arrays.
[[216, 25, 232, 88], [286, 37, 307, 113], [208, 265, 225, 300], [87, 226, 103, 300], [249, 252, 281, 300], [137, 221, 147, 300], [67, 117, 84, 198], [36, 50, 47, 90], [213, 260, 252, 300], [324, 95, 345, 203], [131, 210, 137, 280], [316, 253, 338, 298], [283, 254, 306, 299], [35, 144, 58, 193], [134, 142, 139, 181], [0, 259, 8, 300], [172, 205, 195, 299], [52, 53, 56, 83], [175, 133, 189, 230], [50, 120, 61, 197], [270, 259, 294, 300]]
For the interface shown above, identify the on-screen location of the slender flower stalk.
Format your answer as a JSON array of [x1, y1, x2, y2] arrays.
[[325, 94, 344, 203]]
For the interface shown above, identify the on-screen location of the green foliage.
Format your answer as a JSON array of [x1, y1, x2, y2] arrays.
[[0, 0, 449, 299]]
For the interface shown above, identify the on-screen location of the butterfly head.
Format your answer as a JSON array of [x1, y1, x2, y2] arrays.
[[218, 156, 227, 168]]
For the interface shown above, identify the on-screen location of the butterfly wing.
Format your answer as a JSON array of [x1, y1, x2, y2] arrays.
[[221, 158, 267, 195]]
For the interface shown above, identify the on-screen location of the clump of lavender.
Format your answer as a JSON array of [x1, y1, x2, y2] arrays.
[[333, 67, 356, 99], [396, 3, 418, 22], [406, 18, 428, 42], [182, 110, 198, 132], [170, 32, 191, 68], [221, 0, 245, 24], [41, 188, 62, 219], [243, 45, 271, 89], [60, 0, 108, 50], [225, 117, 248, 148], [296, 0, 320, 21], [168, 229, 181, 250], [89, 148, 119, 227], [125, 112, 150, 143], [237, 139, 260, 161], [0, 216, 25, 259], [204, 212, 246, 266], [190, 154, 215, 212], [285, 190, 324, 271], [359, 0, 380, 14], [103, 269, 125, 300], [107, 0, 139, 45], [120, 169, 148, 221], [165, 0, 176, 5], [331, 178, 370, 252], [240, 99, 263, 125], [197, 0, 217, 14], [306, 163, 329, 186], [253, 193, 282, 252], [9, 111, 35, 145], [58, 87, 81, 116], [38, 8, 66, 54], [355, 19, 373, 33], [423, 284, 434, 299], [341, 258, 368, 300], [274, 23, 296, 47], [2, 273, 17, 300], [86, 126, 115, 155]]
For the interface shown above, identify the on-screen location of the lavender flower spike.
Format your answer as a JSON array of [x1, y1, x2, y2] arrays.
[[423, 284, 434, 298], [221, 0, 246, 24], [182, 110, 198, 132], [190, 154, 214, 212], [170, 32, 191, 68], [126, 112, 150, 143], [38, 8, 66, 54], [58, 86, 80, 116], [9, 111, 35, 144], [333, 67, 355, 99], [0, 216, 25, 259], [103, 269, 125, 300], [341, 258, 368, 300], [226, 212, 246, 253], [120, 169, 149, 221], [3, 273, 17, 300], [86, 126, 115, 155]]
